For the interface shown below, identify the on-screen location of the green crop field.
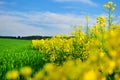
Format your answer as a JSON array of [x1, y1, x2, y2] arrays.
[[0, 38, 44, 80]]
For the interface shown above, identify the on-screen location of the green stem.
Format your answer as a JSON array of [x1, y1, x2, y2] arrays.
[[108, 8, 112, 30], [86, 19, 89, 35]]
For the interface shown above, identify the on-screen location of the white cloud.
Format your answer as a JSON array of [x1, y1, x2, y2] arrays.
[[22, 12, 95, 27], [54, 0, 97, 6], [0, 11, 96, 36], [0, 13, 45, 36]]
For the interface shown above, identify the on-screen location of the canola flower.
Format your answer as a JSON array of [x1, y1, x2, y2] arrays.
[[83, 70, 97, 80], [104, 4, 110, 9], [85, 16, 89, 20], [20, 66, 32, 77], [108, 1, 113, 6], [103, 1, 116, 29], [6, 70, 19, 80], [97, 16, 106, 25]]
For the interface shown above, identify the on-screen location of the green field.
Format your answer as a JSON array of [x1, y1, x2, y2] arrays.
[[0, 38, 44, 80]]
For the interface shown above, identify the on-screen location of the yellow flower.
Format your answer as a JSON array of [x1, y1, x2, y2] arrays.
[[107, 60, 115, 74], [103, 5, 107, 8], [40, 39, 45, 44], [114, 74, 120, 80], [111, 7, 115, 11], [71, 31, 76, 35], [100, 52, 105, 58], [101, 16, 106, 23], [110, 50, 117, 58], [6, 70, 19, 80], [74, 25, 78, 29], [34, 71, 44, 80], [104, 4, 110, 8], [20, 66, 32, 77], [101, 77, 106, 80], [110, 30, 116, 37], [44, 63, 55, 73], [83, 70, 97, 80], [108, 1, 113, 6], [97, 16, 106, 25], [94, 25, 98, 30], [55, 34, 61, 38], [86, 16, 89, 19]]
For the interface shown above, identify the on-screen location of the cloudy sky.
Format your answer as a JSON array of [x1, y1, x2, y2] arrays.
[[0, 0, 120, 36]]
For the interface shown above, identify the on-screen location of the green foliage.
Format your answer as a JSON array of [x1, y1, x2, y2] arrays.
[[0, 38, 44, 80]]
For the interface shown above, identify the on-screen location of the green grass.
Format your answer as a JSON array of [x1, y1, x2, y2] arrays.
[[0, 38, 31, 49], [0, 38, 44, 80]]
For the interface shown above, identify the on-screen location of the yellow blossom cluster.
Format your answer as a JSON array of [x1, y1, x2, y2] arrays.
[[85, 15, 89, 20], [97, 16, 106, 25], [6, 66, 32, 80], [90, 16, 106, 38], [103, 1, 116, 11], [32, 28, 88, 64], [103, 1, 117, 30]]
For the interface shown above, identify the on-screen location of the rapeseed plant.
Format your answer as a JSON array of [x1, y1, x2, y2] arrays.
[[20, 66, 32, 77], [6, 70, 19, 80], [85, 16, 90, 35], [103, 1, 116, 30]]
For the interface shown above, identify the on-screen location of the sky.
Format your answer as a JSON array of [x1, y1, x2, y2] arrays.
[[0, 0, 120, 36]]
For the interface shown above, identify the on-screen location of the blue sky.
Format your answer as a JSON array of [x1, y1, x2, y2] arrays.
[[0, 0, 120, 36]]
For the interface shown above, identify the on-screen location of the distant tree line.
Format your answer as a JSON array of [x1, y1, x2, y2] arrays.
[[0, 36, 52, 40]]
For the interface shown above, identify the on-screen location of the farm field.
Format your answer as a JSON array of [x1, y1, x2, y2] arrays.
[[0, 1, 120, 80], [3, 26, 120, 80], [0, 38, 44, 80]]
